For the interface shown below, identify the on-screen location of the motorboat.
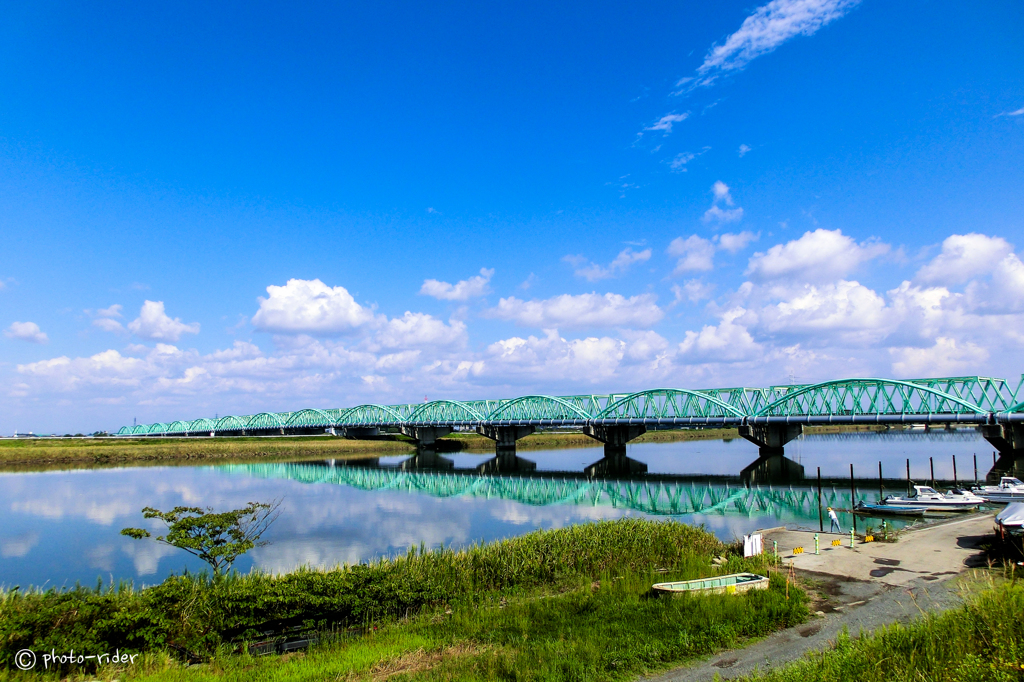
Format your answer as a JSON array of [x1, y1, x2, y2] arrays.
[[652, 572, 769, 595], [995, 502, 1024, 538], [882, 485, 984, 511], [973, 477, 1024, 504], [853, 500, 926, 516]]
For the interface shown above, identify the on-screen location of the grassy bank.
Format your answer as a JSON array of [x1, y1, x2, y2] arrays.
[[738, 574, 1024, 682], [0, 424, 890, 470], [0, 519, 806, 680], [0, 436, 415, 469]]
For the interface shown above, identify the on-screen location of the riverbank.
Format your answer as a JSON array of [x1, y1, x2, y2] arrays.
[[0, 519, 806, 680], [0, 424, 890, 471], [0, 435, 414, 470], [733, 573, 1022, 682], [650, 512, 1001, 681]]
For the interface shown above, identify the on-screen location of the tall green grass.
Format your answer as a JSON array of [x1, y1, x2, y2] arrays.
[[43, 563, 802, 682], [738, 574, 1024, 682], [1, 519, 747, 674]]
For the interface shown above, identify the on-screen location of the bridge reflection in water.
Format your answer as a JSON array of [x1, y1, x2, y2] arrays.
[[223, 460, 914, 529]]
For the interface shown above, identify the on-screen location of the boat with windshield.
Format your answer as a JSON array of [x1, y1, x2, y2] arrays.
[[972, 477, 1024, 504], [882, 485, 984, 511], [853, 500, 926, 516]]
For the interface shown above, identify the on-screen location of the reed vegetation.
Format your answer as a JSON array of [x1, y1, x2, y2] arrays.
[[0, 519, 803, 680], [0, 436, 414, 469]]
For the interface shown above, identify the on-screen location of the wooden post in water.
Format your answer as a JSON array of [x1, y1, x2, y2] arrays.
[[952, 455, 958, 487], [906, 458, 911, 496], [930, 457, 935, 488], [878, 461, 884, 501], [850, 463, 857, 533], [974, 454, 978, 487], [817, 467, 823, 533]]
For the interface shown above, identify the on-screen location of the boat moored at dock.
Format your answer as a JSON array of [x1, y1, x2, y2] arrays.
[[882, 485, 984, 511], [973, 477, 1024, 504], [853, 500, 927, 516]]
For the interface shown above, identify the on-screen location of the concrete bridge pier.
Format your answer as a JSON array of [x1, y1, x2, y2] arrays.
[[398, 426, 455, 469], [342, 427, 380, 439], [981, 424, 1024, 484], [399, 426, 452, 447], [474, 425, 538, 473], [738, 424, 805, 485], [476, 425, 536, 452], [583, 424, 648, 477]]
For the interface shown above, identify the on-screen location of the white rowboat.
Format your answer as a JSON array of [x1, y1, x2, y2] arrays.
[[652, 572, 769, 595]]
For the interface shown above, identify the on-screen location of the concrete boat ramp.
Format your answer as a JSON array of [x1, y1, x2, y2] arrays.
[[647, 513, 996, 682]]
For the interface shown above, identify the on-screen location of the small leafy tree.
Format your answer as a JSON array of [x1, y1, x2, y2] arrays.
[[121, 500, 280, 575]]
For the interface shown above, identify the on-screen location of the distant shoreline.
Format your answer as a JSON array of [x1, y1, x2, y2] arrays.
[[0, 425, 898, 472]]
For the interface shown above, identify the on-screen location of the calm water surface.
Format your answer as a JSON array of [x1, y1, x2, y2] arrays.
[[0, 432, 993, 588]]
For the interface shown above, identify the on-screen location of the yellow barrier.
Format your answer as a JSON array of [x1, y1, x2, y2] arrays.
[[792, 547, 804, 554], [865, 535, 874, 542], [831, 539, 842, 547]]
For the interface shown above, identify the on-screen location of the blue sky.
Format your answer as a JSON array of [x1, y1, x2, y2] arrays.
[[1, 0, 1022, 433]]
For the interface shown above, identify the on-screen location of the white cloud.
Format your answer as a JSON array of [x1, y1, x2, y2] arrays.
[[127, 301, 200, 341], [966, 254, 1024, 313], [644, 112, 689, 135], [18, 349, 150, 391], [686, 0, 861, 88], [670, 152, 695, 172], [673, 280, 715, 304], [621, 330, 671, 362], [755, 280, 889, 346], [712, 181, 734, 205], [251, 279, 376, 335], [996, 106, 1024, 118], [701, 181, 744, 224], [486, 293, 663, 329], [915, 233, 1013, 285], [668, 235, 716, 274], [5, 321, 48, 344], [93, 318, 126, 333], [738, 144, 752, 157], [716, 231, 759, 253], [97, 304, 122, 318], [703, 206, 744, 224], [669, 147, 710, 172], [375, 313, 467, 349], [566, 248, 652, 281], [678, 308, 762, 362], [746, 228, 888, 283], [890, 337, 988, 377], [419, 268, 494, 301], [519, 273, 537, 290], [485, 330, 626, 383]]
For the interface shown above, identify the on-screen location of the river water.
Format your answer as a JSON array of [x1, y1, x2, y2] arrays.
[[0, 431, 996, 589]]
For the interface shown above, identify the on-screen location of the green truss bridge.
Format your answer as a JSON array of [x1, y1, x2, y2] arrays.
[[117, 375, 1024, 484]]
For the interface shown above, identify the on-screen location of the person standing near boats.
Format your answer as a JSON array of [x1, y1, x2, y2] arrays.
[[828, 507, 841, 533]]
